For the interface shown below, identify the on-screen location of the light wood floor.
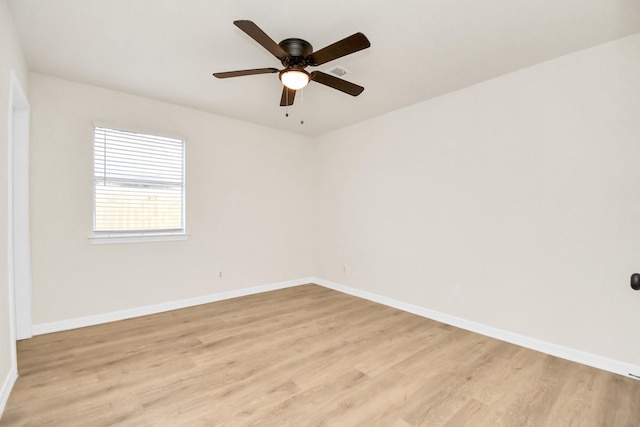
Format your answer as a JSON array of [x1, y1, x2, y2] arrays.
[[2, 284, 639, 426]]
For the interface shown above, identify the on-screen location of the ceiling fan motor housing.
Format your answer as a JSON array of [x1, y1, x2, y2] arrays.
[[279, 38, 313, 68]]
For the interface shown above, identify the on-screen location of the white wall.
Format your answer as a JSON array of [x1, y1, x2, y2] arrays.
[[28, 73, 314, 325], [0, 0, 28, 411], [314, 34, 640, 366]]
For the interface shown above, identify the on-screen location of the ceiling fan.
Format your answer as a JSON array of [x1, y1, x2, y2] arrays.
[[213, 20, 371, 106]]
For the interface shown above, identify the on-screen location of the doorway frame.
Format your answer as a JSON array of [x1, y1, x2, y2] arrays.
[[7, 70, 32, 356]]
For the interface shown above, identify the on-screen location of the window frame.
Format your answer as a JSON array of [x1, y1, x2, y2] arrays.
[[89, 121, 188, 245]]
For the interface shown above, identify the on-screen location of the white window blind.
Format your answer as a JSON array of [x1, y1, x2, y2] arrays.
[[93, 126, 185, 234]]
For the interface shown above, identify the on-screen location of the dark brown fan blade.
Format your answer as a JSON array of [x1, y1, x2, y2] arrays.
[[213, 68, 279, 78], [310, 71, 364, 96], [234, 20, 289, 60], [280, 86, 296, 106], [308, 33, 370, 66]]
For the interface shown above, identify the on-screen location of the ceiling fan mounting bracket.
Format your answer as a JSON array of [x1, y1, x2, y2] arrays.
[[278, 38, 313, 68]]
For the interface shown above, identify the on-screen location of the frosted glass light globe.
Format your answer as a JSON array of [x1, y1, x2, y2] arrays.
[[280, 70, 310, 90]]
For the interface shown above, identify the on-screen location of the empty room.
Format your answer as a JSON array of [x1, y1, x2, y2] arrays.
[[1, 0, 640, 425]]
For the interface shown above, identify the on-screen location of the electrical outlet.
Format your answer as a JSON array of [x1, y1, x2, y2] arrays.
[[218, 271, 223, 279]]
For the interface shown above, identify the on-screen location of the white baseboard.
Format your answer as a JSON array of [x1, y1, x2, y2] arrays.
[[32, 277, 314, 336], [29, 276, 640, 380], [311, 277, 640, 380], [0, 366, 18, 418]]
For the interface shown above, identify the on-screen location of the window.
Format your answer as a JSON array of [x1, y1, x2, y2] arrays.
[[91, 124, 186, 244]]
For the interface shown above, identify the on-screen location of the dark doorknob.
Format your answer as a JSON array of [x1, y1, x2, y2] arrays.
[[631, 273, 640, 290]]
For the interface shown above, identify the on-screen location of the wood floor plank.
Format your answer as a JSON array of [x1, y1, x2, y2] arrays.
[[2, 284, 639, 426]]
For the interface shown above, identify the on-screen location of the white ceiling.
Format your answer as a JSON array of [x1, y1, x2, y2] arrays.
[[7, 0, 640, 137]]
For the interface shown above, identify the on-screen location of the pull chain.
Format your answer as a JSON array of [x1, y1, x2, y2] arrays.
[[282, 87, 304, 124], [285, 88, 289, 117], [300, 88, 304, 125]]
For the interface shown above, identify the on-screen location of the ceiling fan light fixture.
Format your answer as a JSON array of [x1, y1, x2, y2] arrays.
[[280, 69, 310, 90]]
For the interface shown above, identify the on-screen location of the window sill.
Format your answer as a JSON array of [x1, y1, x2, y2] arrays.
[[89, 232, 189, 245]]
